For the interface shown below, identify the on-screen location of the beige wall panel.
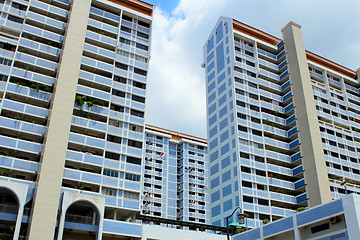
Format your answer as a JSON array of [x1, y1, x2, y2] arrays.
[[28, 0, 92, 239], [281, 22, 331, 207]]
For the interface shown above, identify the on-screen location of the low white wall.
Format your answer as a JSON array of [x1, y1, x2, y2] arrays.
[[142, 224, 227, 240]]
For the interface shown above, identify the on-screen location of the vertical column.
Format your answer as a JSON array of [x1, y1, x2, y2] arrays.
[[343, 194, 360, 239], [356, 68, 360, 81], [28, 0, 92, 239], [281, 22, 331, 207]]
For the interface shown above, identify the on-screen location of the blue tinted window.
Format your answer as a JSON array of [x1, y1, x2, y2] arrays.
[[210, 138, 218, 149], [208, 81, 216, 93], [219, 94, 227, 106], [221, 155, 230, 169], [210, 151, 218, 163], [211, 176, 219, 188], [211, 190, 220, 203], [207, 35, 214, 53], [207, 51, 214, 62], [222, 169, 231, 183], [208, 92, 216, 104], [210, 163, 219, 175], [220, 130, 229, 143], [208, 71, 215, 82], [216, 42, 224, 73], [212, 204, 221, 217], [218, 82, 226, 95], [221, 143, 229, 155], [223, 199, 232, 212], [220, 117, 228, 130], [209, 102, 217, 115], [207, 61, 214, 73], [209, 126, 218, 138], [219, 105, 227, 118], [218, 72, 225, 84], [216, 22, 223, 43], [209, 114, 217, 126], [222, 184, 232, 197], [234, 181, 238, 191]]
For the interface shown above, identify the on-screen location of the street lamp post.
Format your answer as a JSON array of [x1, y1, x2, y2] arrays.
[[226, 207, 245, 240]]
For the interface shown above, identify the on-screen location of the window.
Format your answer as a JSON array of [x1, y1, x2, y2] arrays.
[[241, 166, 251, 173], [0, 42, 16, 52], [130, 109, 144, 118], [0, 58, 12, 66], [237, 113, 246, 119], [137, 31, 149, 39], [255, 169, 266, 176], [236, 89, 244, 95], [0, 74, 8, 82], [124, 191, 139, 200], [102, 187, 117, 196], [109, 119, 123, 128], [242, 181, 252, 188], [243, 196, 253, 203], [252, 129, 262, 136], [138, 20, 150, 28], [122, 15, 132, 22], [115, 62, 128, 70], [8, 15, 23, 24], [255, 156, 264, 163], [238, 125, 247, 132], [114, 75, 127, 84], [249, 93, 258, 100], [246, 60, 255, 67], [105, 151, 120, 161], [240, 152, 249, 159], [250, 105, 259, 112], [234, 66, 243, 73], [119, 37, 131, 45], [235, 77, 244, 84], [121, 26, 132, 33], [112, 89, 125, 97], [136, 43, 148, 51], [251, 117, 260, 124], [12, 2, 27, 10], [132, 95, 145, 103], [110, 104, 124, 112], [236, 101, 245, 107], [253, 142, 263, 149], [117, 49, 129, 57], [135, 55, 148, 63], [235, 56, 242, 62], [248, 82, 257, 88], [125, 173, 140, 182], [129, 124, 143, 132], [127, 156, 141, 165], [107, 135, 121, 144], [128, 139, 142, 149], [103, 169, 118, 178], [258, 198, 269, 206], [133, 81, 146, 89], [134, 68, 147, 76], [311, 223, 329, 234]]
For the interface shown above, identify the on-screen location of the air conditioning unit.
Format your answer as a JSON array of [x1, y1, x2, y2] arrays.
[[330, 216, 341, 224]]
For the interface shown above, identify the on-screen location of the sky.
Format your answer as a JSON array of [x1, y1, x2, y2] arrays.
[[144, 0, 360, 139]]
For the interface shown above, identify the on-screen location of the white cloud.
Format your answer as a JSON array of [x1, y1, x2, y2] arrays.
[[145, 0, 360, 138]]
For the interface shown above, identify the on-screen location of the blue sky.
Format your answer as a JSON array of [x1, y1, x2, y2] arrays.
[[144, 0, 360, 139]]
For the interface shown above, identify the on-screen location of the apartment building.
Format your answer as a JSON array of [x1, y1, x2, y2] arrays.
[[0, 0, 153, 239], [203, 17, 360, 229], [141, 125, 209, 225]]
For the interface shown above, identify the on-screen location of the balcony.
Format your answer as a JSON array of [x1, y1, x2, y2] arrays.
[[78, 70, 112, 89], [22, 24, 63, 43], [2, 99, 49, 119], [71, 116, 107, 133], [90, 6, 120, 24], [11, 67, 55, 86], [0, 135, 42, 154], [6, 82, 52, 105], [76, 84, 110, 102], [0, 116, 45, 136], [26, 11, 66, 34], [30, 0, 68, 19], [68, 132, 105, 150], [19, 38, 60, 59]]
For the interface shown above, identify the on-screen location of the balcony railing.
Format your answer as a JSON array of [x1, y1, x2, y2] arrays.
[[0, 203, 18, 214], [65, 214, 96, 225]]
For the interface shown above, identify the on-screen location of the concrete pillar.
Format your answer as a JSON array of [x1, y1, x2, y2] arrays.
[[27, 0, 92, 239], [281, 22, 332, 207]]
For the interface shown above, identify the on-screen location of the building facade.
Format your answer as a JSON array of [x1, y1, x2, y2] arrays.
[[0, 0, 153, 239], [203, 18, 360, 228], [234, 193, 360, 240], [141, 125, 209, 225]]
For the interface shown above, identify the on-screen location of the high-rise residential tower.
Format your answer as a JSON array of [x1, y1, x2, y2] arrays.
[[141, 125, 209, 225], [203, 17, 359, 228], [0, 0, 153, 239]]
